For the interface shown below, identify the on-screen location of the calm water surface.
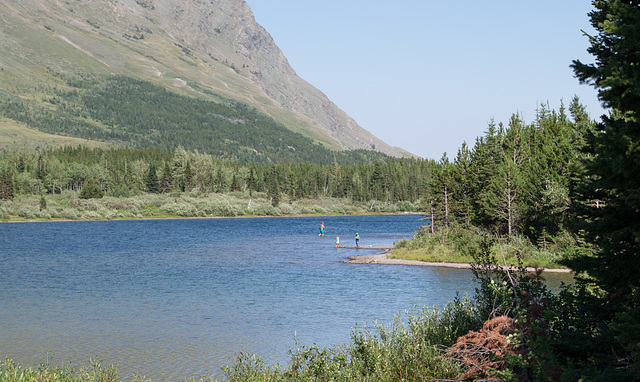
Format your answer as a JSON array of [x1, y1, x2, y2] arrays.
[[1, 215, 481, 380]]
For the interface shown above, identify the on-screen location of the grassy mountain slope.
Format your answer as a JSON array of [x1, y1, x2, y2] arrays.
[[0, 74, 392, 163], [0, 0, 413, 159]]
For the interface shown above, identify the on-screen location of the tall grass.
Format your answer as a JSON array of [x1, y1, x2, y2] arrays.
[[222, 295, 480, 381], [0, 358, 130, 382]]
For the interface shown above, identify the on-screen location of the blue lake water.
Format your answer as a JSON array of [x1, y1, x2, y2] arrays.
[[0, 215, 481, 380]]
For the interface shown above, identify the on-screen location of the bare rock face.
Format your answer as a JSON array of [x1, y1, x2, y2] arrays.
[[0, 0, 413, 157], [145, 0, 411, 156]]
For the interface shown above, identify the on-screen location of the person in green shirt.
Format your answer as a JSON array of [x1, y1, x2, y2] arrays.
[[355, 233, 360, 248]]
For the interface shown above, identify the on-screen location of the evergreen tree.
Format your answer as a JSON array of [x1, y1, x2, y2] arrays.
[[160, 162, 173, 194], [79, 178, 104, 199], [247, 166, 257, 196], [267, 167, 280, 207], [215, 167, 224, 193], [495, 115, 527, 236], [184, 160, 192, 192], [430, 154, 454, 231], [471, 121, 503, 229], [0, 169, 15, 200], [452, 142, 473, 226], [565, 1, 640, 378], [231, 172, 240, 192], [145, 163, 160, 193]]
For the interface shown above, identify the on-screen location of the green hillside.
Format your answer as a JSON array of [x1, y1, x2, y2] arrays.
[[0, 74, 387, 164], [0, 0, 412, 158]]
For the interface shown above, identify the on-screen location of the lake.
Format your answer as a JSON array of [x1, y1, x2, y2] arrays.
[[1, 215, 481, 380]]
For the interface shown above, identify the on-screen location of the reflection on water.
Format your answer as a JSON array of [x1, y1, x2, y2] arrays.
[[0, 215, 569, 380]]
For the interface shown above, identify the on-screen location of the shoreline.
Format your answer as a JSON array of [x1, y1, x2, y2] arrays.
[[344, 252, 573, 273], [0, 211, 424, 224]]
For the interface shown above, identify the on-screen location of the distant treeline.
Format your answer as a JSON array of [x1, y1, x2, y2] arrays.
[[0, 145, 435, 206], [1, 97, 594, 243], [0, 74, 389, 164]]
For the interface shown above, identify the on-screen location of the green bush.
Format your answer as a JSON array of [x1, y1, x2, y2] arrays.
[[160, 202, 196, 217], [61, 208, 82, 219], [17, 204, 39, 219]]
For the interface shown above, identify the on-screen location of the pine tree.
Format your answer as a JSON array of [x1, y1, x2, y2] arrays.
[[267, 167, 280, 207], [145, 163, 160, 193], [566, 1, 640, 377], [160, 162, 173, 194], [471, 121, 503, 230], [231, 172, 240, 192], [247, 166, 257, 196], [184, 160, 192, 192], [0, 169, 15, 200], [79, 178, 104, 199], [452, 142, 473, 226], [430, 154, 454, 232]]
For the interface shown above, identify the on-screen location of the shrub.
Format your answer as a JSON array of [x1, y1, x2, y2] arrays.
[[107, 185, 137, 198], [160, 202, 196, 217], [61, 208, 81, 219], [17, 204, 39, 219]]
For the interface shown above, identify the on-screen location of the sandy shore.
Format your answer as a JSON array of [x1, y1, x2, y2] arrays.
[[344, 252, 573, 273]]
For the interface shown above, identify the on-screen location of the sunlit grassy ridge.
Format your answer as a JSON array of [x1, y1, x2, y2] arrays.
[[0, 118, 110, 151]]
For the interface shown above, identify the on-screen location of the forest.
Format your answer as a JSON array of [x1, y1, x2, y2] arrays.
[[1, 1, 639, 380]]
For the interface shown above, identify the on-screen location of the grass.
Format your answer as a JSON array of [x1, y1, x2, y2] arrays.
[[0, 358, 127, 382], [389, 246, 474, 264], [0, 118, 110, 151], [390, 225, 570, 270]]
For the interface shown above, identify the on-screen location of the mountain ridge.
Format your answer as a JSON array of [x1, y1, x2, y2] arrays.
[[0, 0, 414, 158]]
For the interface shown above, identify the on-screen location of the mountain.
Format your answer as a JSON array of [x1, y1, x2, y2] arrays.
[[0, 0, 413, 159]]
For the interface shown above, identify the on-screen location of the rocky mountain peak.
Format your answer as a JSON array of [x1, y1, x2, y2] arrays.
[[0, 0, 413, 157]]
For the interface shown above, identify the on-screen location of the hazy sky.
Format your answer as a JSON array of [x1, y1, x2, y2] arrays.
[[245, 1, 605, 159]]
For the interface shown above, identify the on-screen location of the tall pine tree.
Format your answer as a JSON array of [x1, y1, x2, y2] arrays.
[[567, 1, 640, 377]]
